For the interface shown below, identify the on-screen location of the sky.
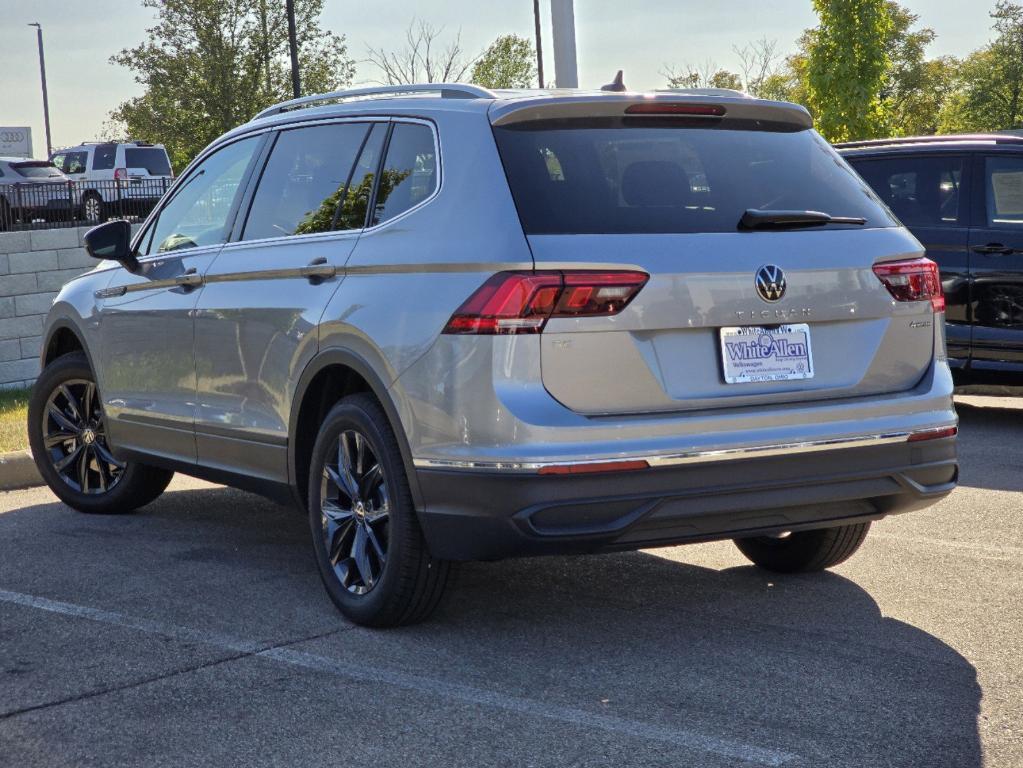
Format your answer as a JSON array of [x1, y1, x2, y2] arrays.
[[0, 0, 999, 156]]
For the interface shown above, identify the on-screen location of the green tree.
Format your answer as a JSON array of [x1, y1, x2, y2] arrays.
[[939, 2, 1023, 133], [806, 0, 893, 142], [110, 0, 355, 170], [759, 32, 814, 108], [663, 62, 743, 91], [471, 35, 537, 89], [880, 2, 960, 136]]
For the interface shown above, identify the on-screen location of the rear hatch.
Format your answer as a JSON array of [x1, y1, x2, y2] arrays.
[[123, 146, 172, 178], [122, 146, 173, 199], [491, 95, 936, 415]]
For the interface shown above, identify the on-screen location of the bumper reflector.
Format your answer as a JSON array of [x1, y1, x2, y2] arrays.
[[907, 426, 958, 442], [538, 459, 650, 476]]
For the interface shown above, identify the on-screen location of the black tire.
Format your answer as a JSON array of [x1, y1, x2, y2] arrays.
[[308, 393, 452, 627], [733, 522, 871, 573], [28, 352, 173, 514]]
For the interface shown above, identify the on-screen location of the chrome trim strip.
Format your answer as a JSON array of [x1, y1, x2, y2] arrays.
[[411, 430, 950, 474]]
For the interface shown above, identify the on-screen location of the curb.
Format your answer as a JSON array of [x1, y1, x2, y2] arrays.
[[0, 450, 42, 491]]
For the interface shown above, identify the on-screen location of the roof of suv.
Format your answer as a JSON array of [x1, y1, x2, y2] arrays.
[[835, 133, 1023, 155], [238, 83, 813, 135]]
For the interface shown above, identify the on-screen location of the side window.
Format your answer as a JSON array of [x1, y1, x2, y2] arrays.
[[93, 144, 117, 171], [985, 156, 1023, 228], [853, 156, 964, 227], [64, 152, 88, 174], [371, 123, 438, 226], [242, 122, 369, 240], [145, 136, 260, 255], [335, 123, 387, 230]]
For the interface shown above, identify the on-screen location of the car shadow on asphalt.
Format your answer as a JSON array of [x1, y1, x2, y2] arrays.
[[438, 551, 982, 767], [954, 403, 1023, 492], [0, 484, 983, 768]]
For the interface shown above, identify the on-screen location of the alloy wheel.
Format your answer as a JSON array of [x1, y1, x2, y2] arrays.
[[83, 196, 101, 222], [319, 429, 390, 595], [42, 378, 124, 494]]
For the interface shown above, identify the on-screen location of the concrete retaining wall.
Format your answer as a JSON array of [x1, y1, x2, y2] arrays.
[[0, 227, 97, 390]]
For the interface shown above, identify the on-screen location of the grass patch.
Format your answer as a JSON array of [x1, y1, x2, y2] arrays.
[[0, 387, 30, 453]]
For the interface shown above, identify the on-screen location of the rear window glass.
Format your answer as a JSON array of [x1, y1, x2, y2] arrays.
[[494, 119, 895, 234], [124, 147, 172, 176], [371, 123, 438, 226], [12, 162, 63, 179], [851, 156, 964, 227]]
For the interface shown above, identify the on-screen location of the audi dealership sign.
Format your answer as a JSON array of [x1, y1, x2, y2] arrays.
[[0, 127, 33, 158]]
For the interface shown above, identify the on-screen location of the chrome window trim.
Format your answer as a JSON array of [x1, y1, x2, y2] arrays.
[[411, 428, 957, 473], [359, 117, 443, 235], [160, 115, 442, 254]]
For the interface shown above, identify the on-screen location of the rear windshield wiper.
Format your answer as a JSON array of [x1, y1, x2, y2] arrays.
[[739, 209, 867, 230]]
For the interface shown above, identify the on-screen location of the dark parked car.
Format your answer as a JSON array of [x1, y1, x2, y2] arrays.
[[838, 134, 1023, 382]]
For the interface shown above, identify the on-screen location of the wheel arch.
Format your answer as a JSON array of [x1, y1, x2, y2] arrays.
[[42, 319, 93, 369], [289, 347, 423, 514]]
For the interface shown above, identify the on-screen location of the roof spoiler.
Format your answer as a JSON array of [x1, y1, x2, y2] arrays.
[[489, 93, 813, 130]]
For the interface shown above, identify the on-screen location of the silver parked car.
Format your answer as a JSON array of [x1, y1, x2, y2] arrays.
[[29, 85, 958, 626], [0, 157, 78, 229]]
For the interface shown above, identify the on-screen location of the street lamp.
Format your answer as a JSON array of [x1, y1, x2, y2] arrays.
[[533, 0, 545, 89], [28, 22, 52, 158], [285, 0, 300, 98]]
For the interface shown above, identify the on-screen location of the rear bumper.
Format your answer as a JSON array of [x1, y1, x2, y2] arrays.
[[414, 436, 957, 561]]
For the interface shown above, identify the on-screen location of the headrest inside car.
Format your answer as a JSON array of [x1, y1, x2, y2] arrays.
[[621, 161, 690, 207]]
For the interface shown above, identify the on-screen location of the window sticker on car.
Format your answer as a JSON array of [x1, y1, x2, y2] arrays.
[[991, 170, 1023, 216]]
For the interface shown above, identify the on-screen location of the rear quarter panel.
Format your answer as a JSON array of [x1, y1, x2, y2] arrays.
[[317, 109, 534, 424]]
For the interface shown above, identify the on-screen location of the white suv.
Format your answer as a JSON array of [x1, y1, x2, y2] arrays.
[[50, 141, 173, 223]]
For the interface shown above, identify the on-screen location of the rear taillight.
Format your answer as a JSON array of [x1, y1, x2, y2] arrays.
[[114, 167, 128, 180], [872, 258, 945, 313], [443, 271, 648, 335]]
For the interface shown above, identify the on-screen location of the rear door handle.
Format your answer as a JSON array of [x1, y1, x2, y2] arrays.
[[301, 257, 336, 283], [973, 243, 1016, 255], [174, 267, 203, 289]]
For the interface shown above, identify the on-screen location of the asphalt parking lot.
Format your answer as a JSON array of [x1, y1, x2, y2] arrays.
[[1, 398, 1020, 768]]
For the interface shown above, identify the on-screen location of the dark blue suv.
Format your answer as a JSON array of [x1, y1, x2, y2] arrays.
[[838, 134, 1023, 381]]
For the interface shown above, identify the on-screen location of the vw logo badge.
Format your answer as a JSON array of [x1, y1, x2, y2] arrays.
[[755, 265, 786, 303]]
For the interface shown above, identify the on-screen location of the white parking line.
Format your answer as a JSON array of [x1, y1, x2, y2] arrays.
[[0, 588, 796, 767]]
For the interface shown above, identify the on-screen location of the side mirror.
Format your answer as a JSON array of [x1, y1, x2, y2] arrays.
[[83, 220, 139, 272]]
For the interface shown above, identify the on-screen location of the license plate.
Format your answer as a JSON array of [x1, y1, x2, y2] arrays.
[[719, 324, 814, 384]]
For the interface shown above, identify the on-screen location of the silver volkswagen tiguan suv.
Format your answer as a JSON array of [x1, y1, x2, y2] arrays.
[[29, 85, 958, 626]]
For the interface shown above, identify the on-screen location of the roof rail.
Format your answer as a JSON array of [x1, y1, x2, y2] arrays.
[[835, 133, 1023, 149], [253, 83, 497, 121]]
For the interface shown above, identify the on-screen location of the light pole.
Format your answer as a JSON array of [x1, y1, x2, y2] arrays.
[[549, 0, 578, 89], [533, 0, 545, 89], [28, 22, 52, 157], [285, 0, 301, 98]]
